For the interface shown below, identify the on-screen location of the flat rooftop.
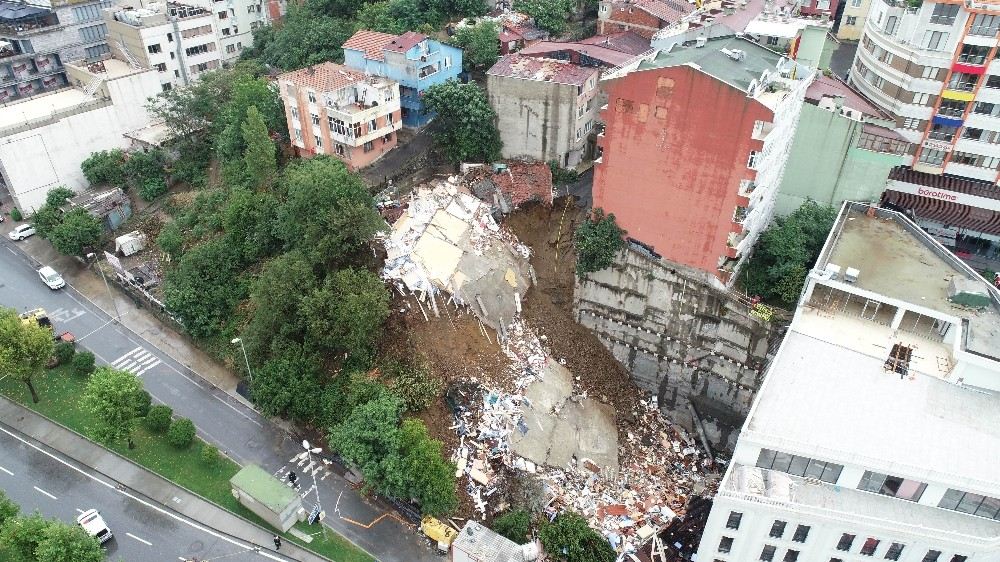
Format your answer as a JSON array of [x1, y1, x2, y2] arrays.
[[0, 88, 92, 129], [821, 206, 1000, 358], [747, 330, 1000, 493], [66, 57, 140, 79]]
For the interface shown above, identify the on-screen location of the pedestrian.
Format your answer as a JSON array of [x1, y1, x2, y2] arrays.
[[273, 535, 281, 550]]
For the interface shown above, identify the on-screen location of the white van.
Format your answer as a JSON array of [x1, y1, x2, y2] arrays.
[[77, 509, 113, 544]]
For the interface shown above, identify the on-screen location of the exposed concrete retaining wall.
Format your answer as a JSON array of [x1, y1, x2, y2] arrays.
[[574, 247, 779, 451]]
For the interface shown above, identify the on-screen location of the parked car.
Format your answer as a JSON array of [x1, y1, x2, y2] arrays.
[[37, 266, 65, 290], [77, 509, 113, 544], [8, 224, 35, 240]]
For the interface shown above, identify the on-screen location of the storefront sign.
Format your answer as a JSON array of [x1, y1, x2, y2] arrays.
[[887, 180, 1000, 212], [922, 139, 954, 153]]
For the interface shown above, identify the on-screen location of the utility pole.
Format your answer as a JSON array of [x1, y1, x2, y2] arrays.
[[87, 252, 121, 322]]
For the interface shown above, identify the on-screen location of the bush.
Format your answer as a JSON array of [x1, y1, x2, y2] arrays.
[[139, 177, 168, 201], [81, 149, 127, 186], [382, 357, 442, 413], [493, 509, 532, 543], [200, 444, 220, 466], [53, 342, 75, 366], [575, 208, 625, 276], [144, 404, 173, 433], [71, 351, 96, 376], [540, 512, 615, 562], [10, 208, 22, 222], [167, 417, 196, 448], [133, 389, 152, 417]]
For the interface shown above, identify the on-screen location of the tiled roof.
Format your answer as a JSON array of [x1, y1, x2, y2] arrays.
[[487, 54, 598, 86], [806, 74, 883, 118], [517, 41, 638, 67], [385, 31, 427, 53], [578, 31, 651, 55], [491, 160, 554, 207], [276, 62, 367, 93], [614, 0, 696, 23], [342, 30, 398, 61]]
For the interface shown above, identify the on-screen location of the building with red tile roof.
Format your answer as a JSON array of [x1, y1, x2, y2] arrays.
[[276, 62, 403, 170], [597, 0, 697, 38]]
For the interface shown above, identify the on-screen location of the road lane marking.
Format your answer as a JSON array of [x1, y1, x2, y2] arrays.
[[126, 532, 152, 546], [0, 466, 12, 475], [110, 347, 162, 376], [33, 486, 57, 500], [211, 395, 262, 428]]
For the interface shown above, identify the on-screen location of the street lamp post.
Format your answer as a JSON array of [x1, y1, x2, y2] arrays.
[[86, 252, 121, 322], [230, 337, 253, 385], [302, 440, 327, 541]]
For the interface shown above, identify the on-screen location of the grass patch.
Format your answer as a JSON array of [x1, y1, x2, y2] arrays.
[[0, 365, 374, 562]]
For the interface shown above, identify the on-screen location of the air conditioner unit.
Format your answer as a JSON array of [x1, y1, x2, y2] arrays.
[[825, 263, 841, 280], [845, 267, 860, 283]]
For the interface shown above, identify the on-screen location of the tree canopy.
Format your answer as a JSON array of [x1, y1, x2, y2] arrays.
[[422, 80, 502, 163], [300, 267, 390, 366], [47, 208, 102, 257], [513, 0, 575, 35], [81, 367, 145, 447], [163, 237, 248, 339], [81, 150, 127, 187], [0, 307, 55, 403], [575, 208, 625, 276], [540, 512, 615, 562], [451, 20, 499, 70]]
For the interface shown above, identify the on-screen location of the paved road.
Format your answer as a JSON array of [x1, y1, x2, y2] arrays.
[[0, 423, 261, 562], [0, 241, 441, 562]]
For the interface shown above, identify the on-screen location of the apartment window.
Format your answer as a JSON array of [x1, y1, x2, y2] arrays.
[[951, 556, 968, 562], [328, 117, 346, 135], [928, 123, 958, 141], [167, 32, 173, 42], [913, 92, 930, 105], [760, 546, 777, 561], [291, 107, 300, 121], [311, 113, 320, 126], [919, 149, 947, 165], [971, 14, 1000, 36], [387, 113, 393, 127], [963, 127, 985, 141], [783, 551, 799, 562], [308, 91, 317, 103], [444, 56, 452, 67], [792, 525, 809, 543], [767, 36, 779, 46], [930, 3, 959, 25], [174, 69, 180, 77], [576, 128, 582, 141], [924, 31, 950, 51], [184, 43, 214, 56], [161, 82, 172, 91], [718, 537, 734, 554], [861, 538, 880, 556], [73, 3, 106, 22], [170, 52, 175, 59], [988, 75, 1000, 89], [369, 118, 377, 132], [755, 449, 844, 483], [351, 122, 362, 137], [725, 512, 742, 530], [938, 99, 966, 117], [79, 23, 108, 42], [850, 0, 861, 6], [922, 552, 941, 562], [883, 15, 898, 35], [85, 44, 111, 59], [920, 66, 938, 80], [837, 534, 856, 552], [846, 15, 857, 25], [885, 543, 905, 561], [363, 140, 374, 152], [311, 135, 321, 149], [148, 43, 162, 54], [747, 151, 759, 169], [226, 44, 236, 53], [222, 28, 232, 36], [294, 129, 302, 141], [383, 133, 392, 143], [155, 62, 167, 72], [974, 102, 1000, 116], [335, 144, 345, 156], [218, 10, 228, 18], [769, 521, 786, 539], [938, 489, 1000, 520], [858, 472, 928, 501], [902, 118, 921, 129]]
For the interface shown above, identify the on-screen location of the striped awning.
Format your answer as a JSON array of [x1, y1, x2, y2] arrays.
[[882, 189, 1000, 236]]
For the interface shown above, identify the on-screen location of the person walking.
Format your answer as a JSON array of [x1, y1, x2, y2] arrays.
[[273, 535, 282, 550]]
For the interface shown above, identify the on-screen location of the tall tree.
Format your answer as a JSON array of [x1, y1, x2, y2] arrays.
[[0, 512, 49, 561], [253, 6, 355, 70], [0, 490, 19, 528], [163, 237, 247, 339], [47, 208, 102, 257], [422, 80, 502, 163], [300, 267, 390, 366], [0, 307, 55, 403], [251, 344, 324, 422], [241, 106, 278, 189], [328, 387, 404, 493], [241, 251, 317, 359], [396, 419, 457, 516], [451, 20, 499, 70], [223, 188, 280, 264], [575, 208, 625, 276], [513, 0, 575, 35], [81, 367, 145, 449], [33, 521, 103, 562], [81, 150, 127, 187]]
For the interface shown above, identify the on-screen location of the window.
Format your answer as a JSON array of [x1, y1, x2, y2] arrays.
[[294, 129, 302, 141], [846, 16, 857, 25], [363, 140, 374, 152], [148, 43, 162, 54], [974, 102, 1000, 116], [747, 151, 759, 169], [922, 551, 941, 562], [930, 3, 959, 24], [218, 10, 228, 18], [938, 99, 966, 117], [858, 468, 928, 502], [938, 489, 1000, 520], [792, 525, 809, 543], [576, 128, 582, 141], [726, 512, 742, 530], [783, 551, 799, 562], [167, 32, 173, 42], [170, 52, 175, 59], [161, 82, 172, 91], [769, 521, 786, 539], [988, 75, 1000, 89], [85, 44, 111, 59], [913, 92, 930, 105], [351, 122, 362, 137], [226, 44, 236, 53], [311, 113, 320, 126], [369, 118, 377, 132], [767, 36, 779, 46], [971, 14, 1000, 36], [924, 31, 950, 51], [174, 69, 180, 77], [387, 113, 393, 127], [73, 2, 109, 22], [861, 538, 880, 556], [760, 546, 777, 561], [222, 28, 231, 36], [837, 534, 856, 552], [885, 543, 905, 560], [79, 23, 108, 42], [291, 107, 299, 120], [920, 66, 938, 80], [755, 449, 844, 483], [951, 556, 968, 562], [850, 0, 861, 6], [184, 43, 214, 56], [718, 537, 733, 553], [963, 127, 985, 141], [308, 91, 317, 103], [884, 15, 898, 35], [902, 118, 921, 129], [444, 56, 452, 67], [335, 144, 345, 156], [155, 62, 167, 72], [314, 135, 322, 148], [328, 117, 345, 134], [919, 149, 947, 165], [383, 133, 392, 143]]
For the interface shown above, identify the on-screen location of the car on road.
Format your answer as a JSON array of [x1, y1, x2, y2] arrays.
[[8, 224, 35, 240], [77, 509, 113, 544], [38, 266, 65, 290]]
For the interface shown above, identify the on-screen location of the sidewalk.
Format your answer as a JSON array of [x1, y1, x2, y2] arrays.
[[0, 395, 326, 562]]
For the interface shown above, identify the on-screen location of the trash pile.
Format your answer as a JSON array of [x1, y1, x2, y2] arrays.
[[448, 317, 721, 557]]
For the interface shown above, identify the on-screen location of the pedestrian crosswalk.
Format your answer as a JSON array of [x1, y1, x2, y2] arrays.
[[110, 346, 162, 376]]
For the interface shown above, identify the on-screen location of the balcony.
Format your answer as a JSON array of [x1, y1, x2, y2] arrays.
[[738, 179, 757, 197], [948, 80, 978, 92], [0, 11, 61, 36], [968, 24, 1000, 37], [417, 64, 438, 79], [733, 206, 748, 224]]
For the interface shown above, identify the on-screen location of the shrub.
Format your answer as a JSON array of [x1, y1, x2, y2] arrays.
[[81, 149, 127, 186], [167, 417, 196, 448], [10, 208, 22, 222], [200, 444, 220, 466], [493, 509, 532, 543], [133, 389, 152, 417], [139, 177, 168, 201], [575, 208, 625, 276], [71, 351, 96, 376], [53, 342, 75, 366], [144, 404, 173, 433], [382, 357, 442, 413]]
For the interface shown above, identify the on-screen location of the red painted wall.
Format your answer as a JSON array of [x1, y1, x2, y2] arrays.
[[799, 0, 839, 16], [599, 4, 663, 38], [593, 65, 772, 282]]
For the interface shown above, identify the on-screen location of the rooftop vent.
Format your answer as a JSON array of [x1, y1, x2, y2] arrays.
[[825, 263, 841, 280], [696, 35, 707, 47], [845, 267, 860, 283]]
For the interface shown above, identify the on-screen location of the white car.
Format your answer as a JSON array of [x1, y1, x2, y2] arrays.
[[77, 509, 113, 544], [38, 266, 65, 290], [8, 224, 35, 240]]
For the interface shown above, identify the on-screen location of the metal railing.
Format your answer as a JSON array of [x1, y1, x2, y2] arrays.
[[958, 53, 987, 65], [947, 81, 978, 92]]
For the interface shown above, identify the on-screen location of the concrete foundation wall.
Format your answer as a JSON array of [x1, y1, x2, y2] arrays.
[[574, 247, 777, 451]]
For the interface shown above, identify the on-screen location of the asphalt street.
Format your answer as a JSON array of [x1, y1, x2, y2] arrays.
[[0, 423, 263, 562], [0, 240, 440, 562]]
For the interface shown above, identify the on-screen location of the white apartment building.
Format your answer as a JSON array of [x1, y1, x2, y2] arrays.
[[696, 201, 1000, 562], [188, 0, 267, 65]]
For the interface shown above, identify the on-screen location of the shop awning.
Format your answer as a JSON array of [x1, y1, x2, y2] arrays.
[[882, 189, 1000, 236]]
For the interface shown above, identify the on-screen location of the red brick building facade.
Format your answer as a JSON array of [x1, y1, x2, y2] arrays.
[[597, 0, 695, 39]]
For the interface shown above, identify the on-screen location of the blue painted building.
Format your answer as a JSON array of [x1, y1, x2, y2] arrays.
[[342, 30, 463, 128]]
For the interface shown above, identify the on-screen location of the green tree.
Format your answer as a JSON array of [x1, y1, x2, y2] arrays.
[[0, 512, 49, 562], [251, 344, 324, 422], [252, 6, 354, 70], [134, 388, 153, 417], [223, 188, 279, 264], [241, 106, 278, 189], [215, 73, 286, 167], [47, 208, 102, 256], [396, 419, 457, 516], [71, 351, 96, 376], [740, 200, 837, 306], [0, 490, 19, 528], [451, 21, 499, 70], [493, 509, 532, 543], [31, 187, 75, 239], [167, 417, 196, 448], [539, 512, 615, 562], [241, 251, 317, 359], [163, 237, 247, 339], [144, 404, 173, 433], [138, 178, 168, 201], [276, 156, 385, 267], [34, 520, 103, 562], [82, 367, 145, 448], [575, 208, 624, 276], [156, 222, 185, 260], [81, 149, 127, 186], [380, 357, 441, 412], [200, 444, 220, 466], [53, 341, 75, 366], [423, 80, 502, 163], [300, 267, 390, 365], [45, 187, 75, 207], [123, 149, 166, 191], [0, 307, 55, 403], [329, 386, 404, 492], [513, 0, 575, 35]]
